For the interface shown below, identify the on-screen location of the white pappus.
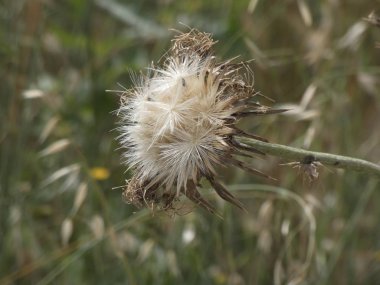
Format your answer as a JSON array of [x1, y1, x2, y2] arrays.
[[116, 29, 285, 215]]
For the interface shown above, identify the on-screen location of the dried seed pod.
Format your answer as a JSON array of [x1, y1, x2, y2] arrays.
[[117, 29, 284, 214]]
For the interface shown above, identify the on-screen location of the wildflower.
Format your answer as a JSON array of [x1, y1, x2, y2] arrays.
[[117, 29, 284, 214], [90, 167, 110, 181]]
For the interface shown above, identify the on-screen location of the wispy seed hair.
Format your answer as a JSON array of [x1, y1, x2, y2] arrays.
[[117, 29, 285, 215]]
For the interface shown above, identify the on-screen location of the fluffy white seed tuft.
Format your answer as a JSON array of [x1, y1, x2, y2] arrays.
[[117, 30, 284, 214]]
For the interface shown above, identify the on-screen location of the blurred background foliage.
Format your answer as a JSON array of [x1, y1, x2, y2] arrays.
[[1, 0, 380, 284]]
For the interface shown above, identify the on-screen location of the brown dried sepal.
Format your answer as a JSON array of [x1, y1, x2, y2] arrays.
[[122, 176, 179, 211], [281, 155, 322, 184], [171, 29, 216, 58], [122, 176, 155, 208]]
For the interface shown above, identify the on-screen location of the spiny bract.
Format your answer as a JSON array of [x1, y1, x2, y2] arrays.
[[117, 29, 283, 215]]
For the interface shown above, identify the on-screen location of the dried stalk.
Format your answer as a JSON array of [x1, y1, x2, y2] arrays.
[[238, 137, 380, 179]]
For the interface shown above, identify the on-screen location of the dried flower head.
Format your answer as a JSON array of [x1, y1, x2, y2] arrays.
[[117, 29, 284, 214]]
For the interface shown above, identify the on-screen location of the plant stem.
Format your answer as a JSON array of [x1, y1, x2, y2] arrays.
[[238, 137, 380, 179]]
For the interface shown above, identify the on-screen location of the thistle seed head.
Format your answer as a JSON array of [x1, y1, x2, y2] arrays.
[[117, 29, 283, 214]]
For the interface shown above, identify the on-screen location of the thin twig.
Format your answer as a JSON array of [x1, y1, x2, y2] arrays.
[[238, 137, 380, 179]]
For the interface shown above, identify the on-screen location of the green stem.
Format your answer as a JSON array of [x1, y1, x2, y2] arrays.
[[238, 138, 380, 179]]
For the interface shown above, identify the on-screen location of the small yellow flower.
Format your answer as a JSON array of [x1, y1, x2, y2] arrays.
[[90, 167, 110, 180]]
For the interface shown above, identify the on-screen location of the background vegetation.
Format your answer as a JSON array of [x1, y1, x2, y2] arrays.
[[1, 0, 379, 284]]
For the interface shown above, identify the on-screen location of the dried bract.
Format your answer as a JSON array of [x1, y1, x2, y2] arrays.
[[117, 29, 284, 214], [281, 155, 322, 183]]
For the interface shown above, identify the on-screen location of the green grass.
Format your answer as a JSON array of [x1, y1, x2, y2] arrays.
[[1, 0, 379, 284]]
